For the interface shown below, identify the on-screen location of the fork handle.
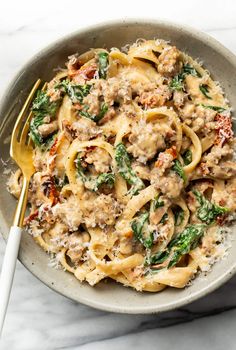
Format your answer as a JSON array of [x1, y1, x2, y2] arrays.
[[0, 226, 22, 335], [0, 177, 29, 336]]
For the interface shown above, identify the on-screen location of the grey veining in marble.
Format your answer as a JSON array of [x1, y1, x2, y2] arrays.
[[1, 0, 236, 349]]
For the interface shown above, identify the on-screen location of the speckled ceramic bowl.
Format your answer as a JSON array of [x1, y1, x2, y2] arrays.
[[1, 19, 236, 314]]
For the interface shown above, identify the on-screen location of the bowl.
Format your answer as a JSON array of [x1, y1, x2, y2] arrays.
[[1, 19, 236, 314]]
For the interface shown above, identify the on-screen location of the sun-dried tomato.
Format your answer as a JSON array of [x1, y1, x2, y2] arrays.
[[155, 146, 177, 167], [49, 137, 58, 156], [214, 114, 233, 146], [24, 210, 39, 225], [42, 176, 60, 205]]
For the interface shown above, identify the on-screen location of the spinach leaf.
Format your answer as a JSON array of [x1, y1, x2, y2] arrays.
[[54, 175, 69, 190], [80, 103, 108, 123], [57, 80, 91, 103], [98, 52, 109, 79], [152, 194, 164, 210], [31, 90, 60, 116], [182, 64, 201, 77], [29, 115, 44, 146], [56, 80, 109, 123], [41, 133, 58, 151], [182, 150, 192, 165], [200, 104, 226, 113], [172, 159, 186, 181], [170, 64, 201, 92], [131, 212, 154, 249], [174, 207, 184, 226], [160, 212, 168, 224], [56, 79, 108, 123], [93, 173, 115, 191], [75, 154, 114, 192], [96, 103, 108, 121], [193, 190, 228, 225], [75, 155, 88, 183], [199, 84, 212, 99], [30, 90, 60, 147], [170, 74, 184, 91], [146, 224, 205, 268], [115, 143, 145, 196]]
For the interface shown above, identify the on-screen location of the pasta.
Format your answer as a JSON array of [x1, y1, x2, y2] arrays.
[[7, 39, 236, 292]]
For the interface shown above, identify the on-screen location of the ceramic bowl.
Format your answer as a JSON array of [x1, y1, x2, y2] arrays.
[[1, 19, 236, 314]]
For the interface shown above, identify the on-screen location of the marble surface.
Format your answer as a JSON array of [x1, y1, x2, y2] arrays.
[[1, 0, 236, 348]]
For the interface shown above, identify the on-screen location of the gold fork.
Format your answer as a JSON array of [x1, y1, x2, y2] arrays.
[[0, 79, 41, 335]]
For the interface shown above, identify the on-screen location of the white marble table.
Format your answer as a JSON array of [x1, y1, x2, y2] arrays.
[[1, 0, 236, 348]]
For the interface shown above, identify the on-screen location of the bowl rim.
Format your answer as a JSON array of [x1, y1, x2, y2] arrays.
[[1, 17, 236, 314]]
